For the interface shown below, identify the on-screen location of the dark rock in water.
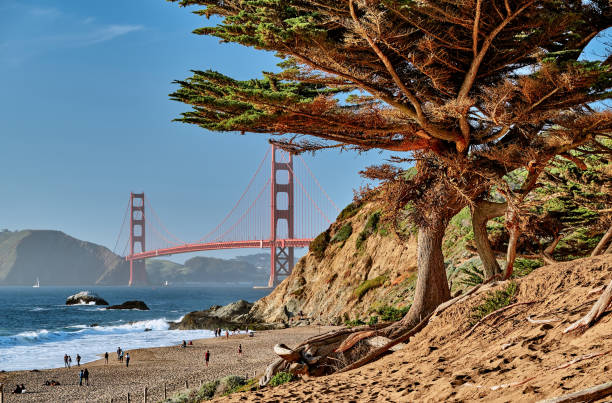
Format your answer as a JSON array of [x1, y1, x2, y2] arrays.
[[169, 299, 283, 331], [106, 300, 150, 310], [66, 291, 109, 306], [90, 323, 99, 327], [144, 328, 152, 332]]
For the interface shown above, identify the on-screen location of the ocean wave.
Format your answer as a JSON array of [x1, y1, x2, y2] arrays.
[[0, 318, 173, 347]]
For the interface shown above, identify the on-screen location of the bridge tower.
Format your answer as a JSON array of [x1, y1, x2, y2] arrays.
[[129, 192, 148, 286], [269, 145, 295, 287]]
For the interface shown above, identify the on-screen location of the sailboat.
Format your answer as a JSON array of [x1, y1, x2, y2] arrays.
[[32, 277, 40, 288]]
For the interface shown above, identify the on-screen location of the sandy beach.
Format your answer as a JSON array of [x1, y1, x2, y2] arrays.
[[0, 326, 337, 402]]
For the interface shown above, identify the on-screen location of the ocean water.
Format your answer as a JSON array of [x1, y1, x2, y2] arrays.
[[0, 285, 270, 371]]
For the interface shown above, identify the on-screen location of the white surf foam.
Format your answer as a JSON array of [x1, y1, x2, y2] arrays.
[[0, 319, 215, 371]]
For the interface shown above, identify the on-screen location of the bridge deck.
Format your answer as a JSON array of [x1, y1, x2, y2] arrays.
[[126, 238, 313, 260]]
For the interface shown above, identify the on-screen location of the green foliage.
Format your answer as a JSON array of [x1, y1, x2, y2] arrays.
[[196, 380, 220, 400], [511, 258, 543, 278], [225, 378, 258, 395], [336, 202, 361, 221], [470, 282, 518, 325], [344, 318, 365, 327], [459, 263, 485, 287], [367, 315, 379, 326], [217, 376, 246, 396], [331, 223, 353, 243], [353, 275, 387, 300], [309, 229, 330, 260], [356, 211, 380, 249], [372, 305, 410, 322], [269, 372, 295, 387]]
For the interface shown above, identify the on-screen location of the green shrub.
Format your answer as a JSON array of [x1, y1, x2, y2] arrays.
[[353, 275, 387, 299], [344, 318, 365, 327], [512, 258, 543, 278], [331, 223, 353, 243], [374, 305, 410, 322], [269, 372, 295, 387], [217, 375, 245, 396], [226, 378, 258, 395], [459, 263, 485, 287], [309, 229, 330, 260], [356, 211, 381, 249], [367, 315, 379, 326], [196, 380, 220, 400], [336, 202, 361, 221], [470, 282, 518, 325]]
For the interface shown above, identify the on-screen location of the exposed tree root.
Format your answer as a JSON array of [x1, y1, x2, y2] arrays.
[[258, 283, 499, 386], [564, 279, 612, 333], [526, 315, 560, 324], [550, 350, 609, 370], [536, 381, 612, 403], [465, 301, 540, 337]]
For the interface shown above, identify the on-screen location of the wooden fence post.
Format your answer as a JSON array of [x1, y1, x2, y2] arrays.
[[127, 392, 130, 403], [185, 380, 188, 389], [0, 383, 4, 403], [143, 387, 147, 403], [164, 383, 167, 399]]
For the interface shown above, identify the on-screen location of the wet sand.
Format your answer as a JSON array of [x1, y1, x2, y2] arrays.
[[0, 326, 336, 402]]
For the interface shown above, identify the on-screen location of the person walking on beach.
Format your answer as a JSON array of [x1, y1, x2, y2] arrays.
[[83, 368, 89, 386], [76, 354, 81, 366], [78, 369, 84, 386], [119, 350, 124, 363], [238, 344, 242, 356], [125, 352, 130, 368], [204, 350, 210, 367], [116, 347, 121, 361], [225, 330, 229, 339], [68, 356, 72, 368], [104, 352, 108, 364], [64, 354, 68, 368]]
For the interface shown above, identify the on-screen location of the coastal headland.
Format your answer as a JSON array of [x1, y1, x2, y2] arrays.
[[0, 326, 337, 403]]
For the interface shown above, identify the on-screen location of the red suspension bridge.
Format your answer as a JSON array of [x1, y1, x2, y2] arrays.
[[114, 145, 339, 287]]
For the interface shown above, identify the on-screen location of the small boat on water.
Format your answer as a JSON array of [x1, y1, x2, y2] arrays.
[[163, 280, 169, 287], [33, 277, 40, 288]]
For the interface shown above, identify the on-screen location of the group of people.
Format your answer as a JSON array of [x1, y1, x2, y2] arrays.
[[213, 328, 230, 338], [115, 347, 131, 367], [12, 384, 26, 394], [63, 353, 81, 368], [78, 369, 90, 386], [180, 340, 193, 348]]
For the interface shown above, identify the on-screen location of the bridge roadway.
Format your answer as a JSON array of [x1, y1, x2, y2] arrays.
[[126, 238, 313, 260]]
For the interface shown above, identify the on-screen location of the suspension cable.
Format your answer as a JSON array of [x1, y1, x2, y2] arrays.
[[195, 147, 271, 243], [113, 198, 131, 254]]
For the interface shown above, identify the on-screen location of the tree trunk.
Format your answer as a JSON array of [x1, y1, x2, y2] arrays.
[[504, 209, 520, 279], [591, 225, 612, 257], [472, 200, 507, 279], [388, 215, 452, 338]]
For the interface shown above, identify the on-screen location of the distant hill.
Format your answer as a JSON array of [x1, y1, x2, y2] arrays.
[[0, 229, 278, 285], [0, 230, 128, 285]]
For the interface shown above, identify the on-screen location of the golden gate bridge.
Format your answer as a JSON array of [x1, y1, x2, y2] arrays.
[[113, 145, 338, 287]]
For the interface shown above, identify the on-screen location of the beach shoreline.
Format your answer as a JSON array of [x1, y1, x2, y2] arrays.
[[0, 325, 337, 402]]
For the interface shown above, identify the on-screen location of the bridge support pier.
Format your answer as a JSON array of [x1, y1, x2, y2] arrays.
[[269, 145, 295, 287], [129, 192, 149, 286]]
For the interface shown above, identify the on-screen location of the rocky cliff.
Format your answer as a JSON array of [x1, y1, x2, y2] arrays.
[[250, 202, 422, 325]]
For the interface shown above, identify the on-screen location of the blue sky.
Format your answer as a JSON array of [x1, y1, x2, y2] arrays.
[[1, 1, 609, 262], [0, 0, 394, 260]]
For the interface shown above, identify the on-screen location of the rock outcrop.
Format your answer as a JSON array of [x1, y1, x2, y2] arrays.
[[66, 291, 109, 305], [106, 300, 149, 310], [170, 300, 282, 330]]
